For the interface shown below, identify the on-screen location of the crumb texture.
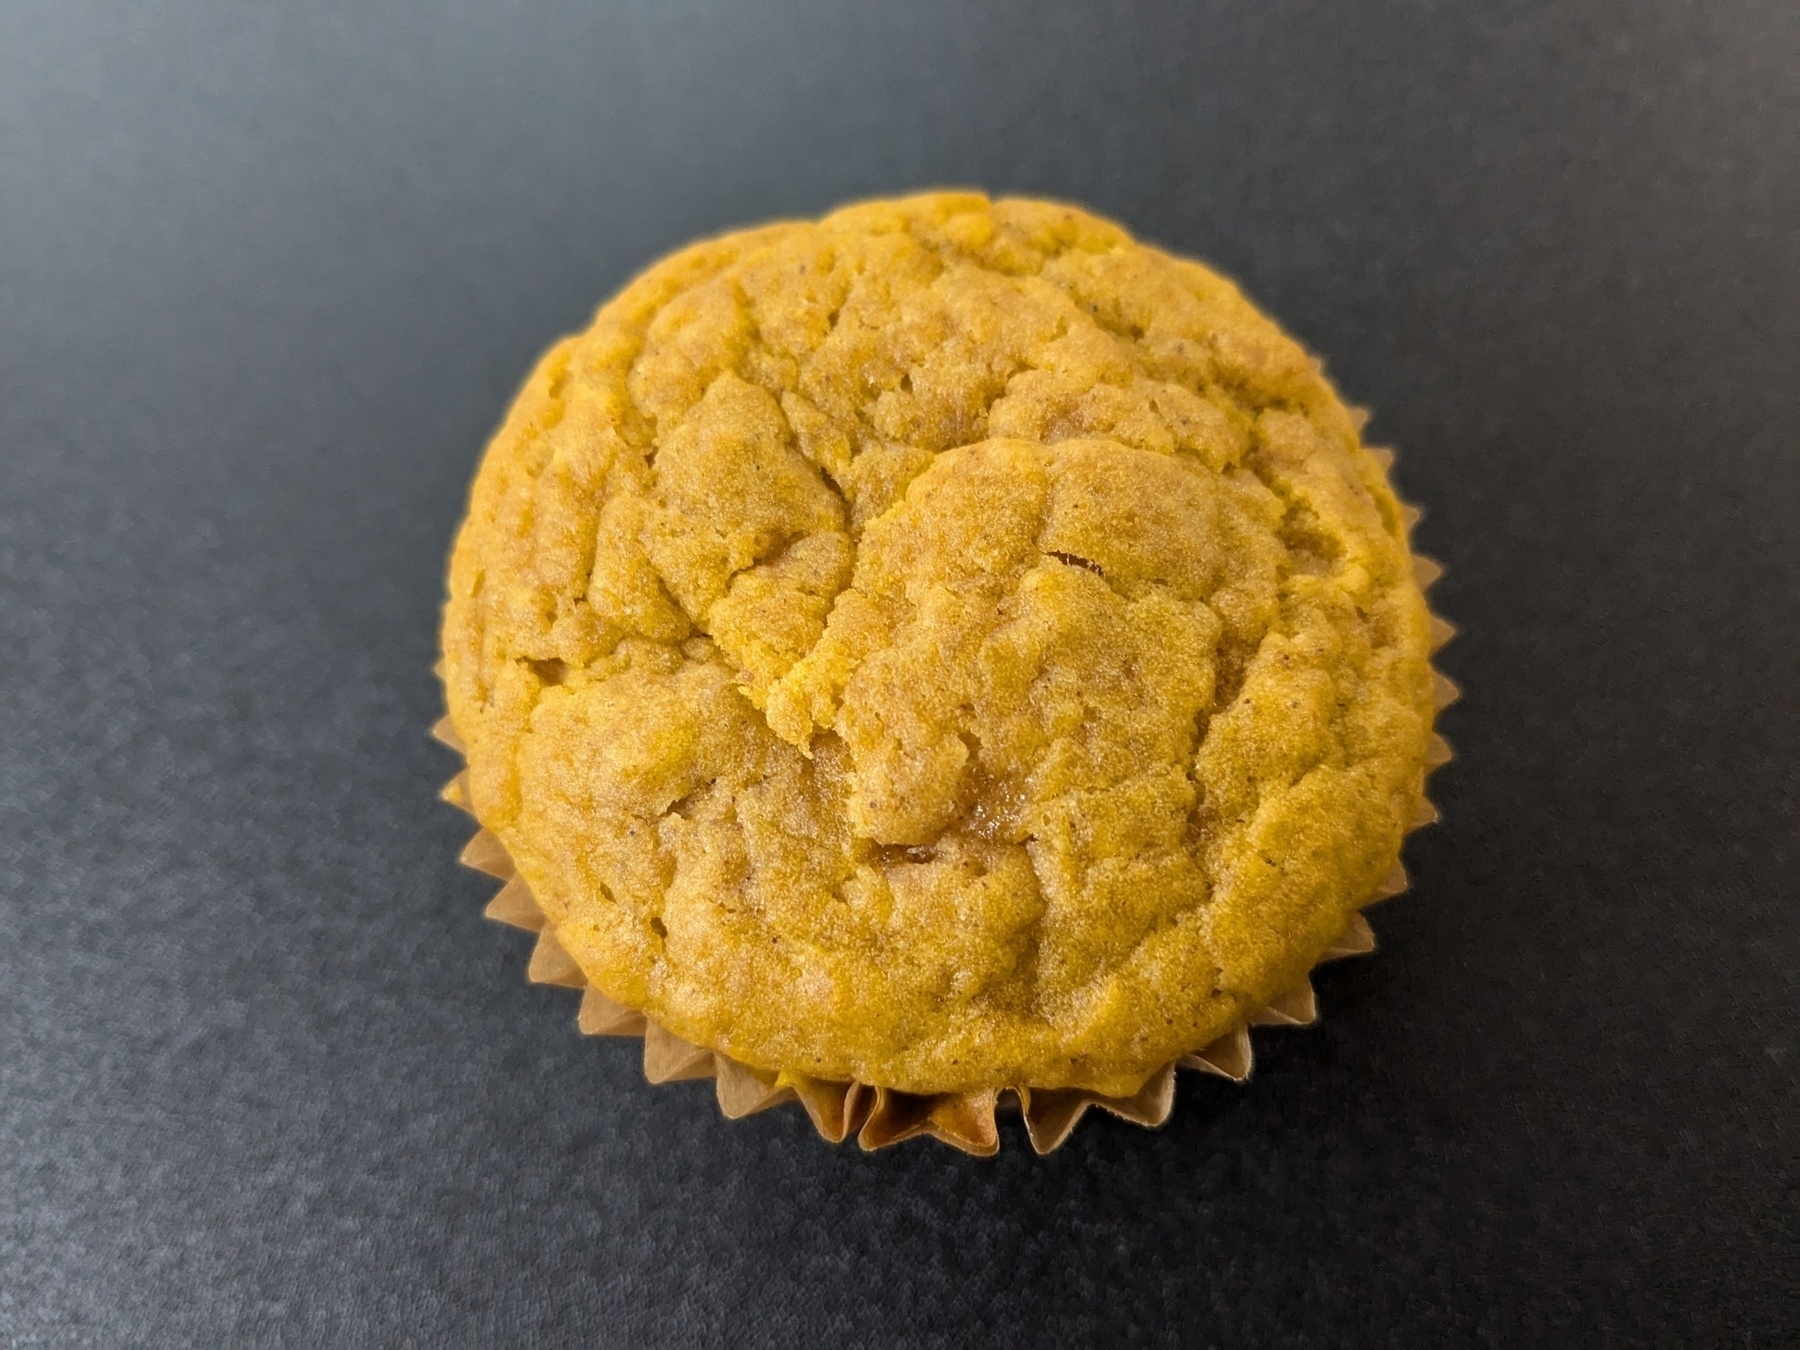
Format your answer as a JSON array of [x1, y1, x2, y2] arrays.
[[443, 192, 1435, 1096]]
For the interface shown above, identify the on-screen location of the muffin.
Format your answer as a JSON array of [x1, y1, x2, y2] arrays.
[[437, 191, 1455, 1154]]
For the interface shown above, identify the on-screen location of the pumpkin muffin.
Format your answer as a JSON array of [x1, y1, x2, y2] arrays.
[[438, 191, 1453, 1152]]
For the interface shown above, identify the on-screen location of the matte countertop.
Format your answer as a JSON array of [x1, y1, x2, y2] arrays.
[[3, 3, 1795, 1344]]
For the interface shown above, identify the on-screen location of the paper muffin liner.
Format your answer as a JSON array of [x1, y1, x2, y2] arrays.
[[436, 499, 1457, 1155]]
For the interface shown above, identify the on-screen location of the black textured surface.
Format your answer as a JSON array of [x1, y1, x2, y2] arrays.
[[3, 2, 1796, 1345]]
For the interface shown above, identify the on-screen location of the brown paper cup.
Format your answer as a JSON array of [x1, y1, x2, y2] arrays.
[[435, 532, 1456, 1156]]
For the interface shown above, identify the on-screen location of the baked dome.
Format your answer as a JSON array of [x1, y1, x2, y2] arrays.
[[442, 192, 1438, 1098]]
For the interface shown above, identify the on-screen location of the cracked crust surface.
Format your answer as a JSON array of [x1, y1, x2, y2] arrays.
[[442, 192, 1436, 1097]]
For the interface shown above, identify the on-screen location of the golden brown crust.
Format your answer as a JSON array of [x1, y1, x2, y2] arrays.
[[442, 192, 1436, 1097]]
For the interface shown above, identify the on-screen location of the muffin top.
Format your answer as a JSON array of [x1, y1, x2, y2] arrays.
[[442, 192, 1436, 1097]]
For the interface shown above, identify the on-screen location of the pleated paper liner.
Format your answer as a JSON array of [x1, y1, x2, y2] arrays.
[[434, 522, 1457, 1156]]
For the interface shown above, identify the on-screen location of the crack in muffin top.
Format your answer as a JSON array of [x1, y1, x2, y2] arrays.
[[442, 192, 1437, 1097]]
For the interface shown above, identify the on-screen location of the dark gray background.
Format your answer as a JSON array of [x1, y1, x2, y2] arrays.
[[3, 1, 1795, 1345]]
